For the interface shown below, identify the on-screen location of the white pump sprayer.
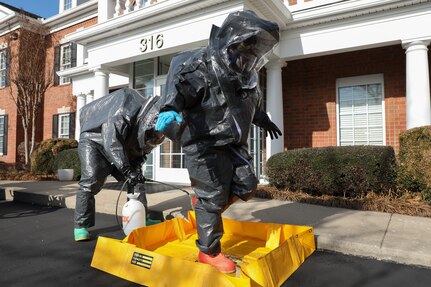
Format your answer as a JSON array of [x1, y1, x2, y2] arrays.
[[122, 192, 146, 236]]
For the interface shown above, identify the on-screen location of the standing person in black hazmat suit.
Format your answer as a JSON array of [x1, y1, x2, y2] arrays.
[[74, 88, 165, 241], [155, 10, 282, 273]]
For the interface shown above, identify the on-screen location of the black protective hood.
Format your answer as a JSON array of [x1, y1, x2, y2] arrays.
[[208, 10, 279, 87]]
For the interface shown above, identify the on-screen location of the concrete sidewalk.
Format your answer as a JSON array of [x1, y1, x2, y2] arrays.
[[1, 179, 431, 269]]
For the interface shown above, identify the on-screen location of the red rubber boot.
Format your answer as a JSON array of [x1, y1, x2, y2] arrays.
[[198, 251, 236, 274], [191, 195, 198, 210]]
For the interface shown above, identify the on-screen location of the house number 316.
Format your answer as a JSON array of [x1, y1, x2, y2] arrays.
[[140, 34, 164, 53]]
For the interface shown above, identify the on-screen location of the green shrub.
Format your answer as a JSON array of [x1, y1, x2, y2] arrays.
[[266, 146, 397, 197], [54, 148, 81, 181], [31, 138, 78, 174], [397, 126, 431, 202]]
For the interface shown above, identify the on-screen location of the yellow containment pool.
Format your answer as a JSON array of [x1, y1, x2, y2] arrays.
[[91, 211, 315, 287]]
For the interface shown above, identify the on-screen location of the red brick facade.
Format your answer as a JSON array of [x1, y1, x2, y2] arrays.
[[282, 45, 424, 153], [43, 17, 97, 141], [0, 17, 97, 165]]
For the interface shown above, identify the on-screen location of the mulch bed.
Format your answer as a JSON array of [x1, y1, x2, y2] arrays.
[[2, 172, 430, 218], [256, 185, 431, 218], [0, 172, 58, 181]]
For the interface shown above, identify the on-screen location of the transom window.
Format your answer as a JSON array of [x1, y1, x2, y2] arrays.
[[337, 74, 385, 146]]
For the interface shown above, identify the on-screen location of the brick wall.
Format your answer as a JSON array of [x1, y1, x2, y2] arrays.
[[0, 34, 21, 164], [0, 17, 98, 164], [282, 44, 411, 153], [43, 17, 97, 140]]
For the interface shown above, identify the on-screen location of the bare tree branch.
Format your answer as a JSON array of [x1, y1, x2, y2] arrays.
[[7, 14, 53, 167]]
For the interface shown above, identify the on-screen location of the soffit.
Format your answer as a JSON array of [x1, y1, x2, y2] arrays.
[[66, 0, 293, 45]]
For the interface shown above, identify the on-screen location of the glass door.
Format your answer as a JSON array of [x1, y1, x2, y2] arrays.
[[153, 76, 190, 183]]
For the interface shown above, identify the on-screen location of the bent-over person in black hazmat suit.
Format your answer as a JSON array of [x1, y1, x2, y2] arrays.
[[74, 88, 164, 241]]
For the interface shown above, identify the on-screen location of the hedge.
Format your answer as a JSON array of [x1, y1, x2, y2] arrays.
[[31, 138, 78, 174], [266, 145, 397, 197], [397, 126, 431, 202], [54, 148, 81, 181]]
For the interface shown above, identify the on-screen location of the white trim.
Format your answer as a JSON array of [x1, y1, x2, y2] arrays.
[[336, 74, 386, 146]]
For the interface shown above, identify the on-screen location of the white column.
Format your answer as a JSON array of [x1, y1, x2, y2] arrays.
[[125, 0, 132, 13], [403, 40, 431, 129], [114, 0, 125, 17], [265, 59, 286, 160], [86, 91, 94, 104], [134, 0, 144, 10], [75, 94, 87, 139], [94, 69, 109, 100], [98, 0, 116, 22]]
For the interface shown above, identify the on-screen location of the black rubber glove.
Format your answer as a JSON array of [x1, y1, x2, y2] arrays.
[[121, 166, 146, 186], [264, 121, 282, 140]]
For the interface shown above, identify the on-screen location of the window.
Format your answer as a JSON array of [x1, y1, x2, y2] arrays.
[[160, 139, 185, 168], [0, 49, 8, 88], [337, 74, 385, 146], [54, 43, 77, 85], [0, 115, 7, 155], [157, 54, 174, 76], [134, 59, 154, 97], [64, 0, 72, 10], [52, 112, 75, 139]]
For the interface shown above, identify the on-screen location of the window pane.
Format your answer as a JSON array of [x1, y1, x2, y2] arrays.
[[172, 155, 182, 168], [59, 114, 70, 138], [354, 113, 367, 127], [158, 54, 174, 75], [338, 79, 384, 146], [0, 50, 7, 87], [143, 153, 154, 179], [159, 139, 185, 169], [160, 155, 170, 168], [160, 141, 170, 153], [134, 59, 154, 96], [339, 87, 353, 101], [64, 0, 72, 10], [0, 116, 4, 154]]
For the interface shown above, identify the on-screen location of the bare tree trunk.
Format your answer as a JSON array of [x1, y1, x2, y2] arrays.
[[22, 119, 29, 165]]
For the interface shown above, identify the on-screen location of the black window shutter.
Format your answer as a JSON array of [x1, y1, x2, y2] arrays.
[[2, 115, 7, 155], [71, 43, 77, 68], [52, 114, 58, 138], [69, 112, 75, 139], [54, 46, 60, 86]]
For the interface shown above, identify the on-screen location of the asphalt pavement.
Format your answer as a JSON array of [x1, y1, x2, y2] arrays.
[[1, 179, 431, 269], [2, 201, 431, 287]]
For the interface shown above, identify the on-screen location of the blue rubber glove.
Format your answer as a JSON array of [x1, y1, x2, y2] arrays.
[[155, 111, 183, 132]]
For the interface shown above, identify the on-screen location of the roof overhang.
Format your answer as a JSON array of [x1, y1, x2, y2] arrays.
[[65, 0, 292, 45]]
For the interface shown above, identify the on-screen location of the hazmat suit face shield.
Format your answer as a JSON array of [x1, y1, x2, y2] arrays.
[[209, 10, 280, 87], [143, 129, 165, 154], [227, 37, 258, 74], [226, 33, 276, 75]]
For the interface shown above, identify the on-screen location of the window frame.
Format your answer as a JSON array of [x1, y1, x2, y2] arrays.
[[336, 74, 386, 146], [64, 0, 73, 11], [60, 43, 72, 84], [0, 115, 8, 155], [0, 48, 8, 88], [52, 112, 75, 139], [54, 43, 77, 86]]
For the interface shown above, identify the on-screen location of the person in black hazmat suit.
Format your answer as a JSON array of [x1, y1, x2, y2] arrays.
[[74, 88, 165, 241], [155, 10, 282, 273]]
